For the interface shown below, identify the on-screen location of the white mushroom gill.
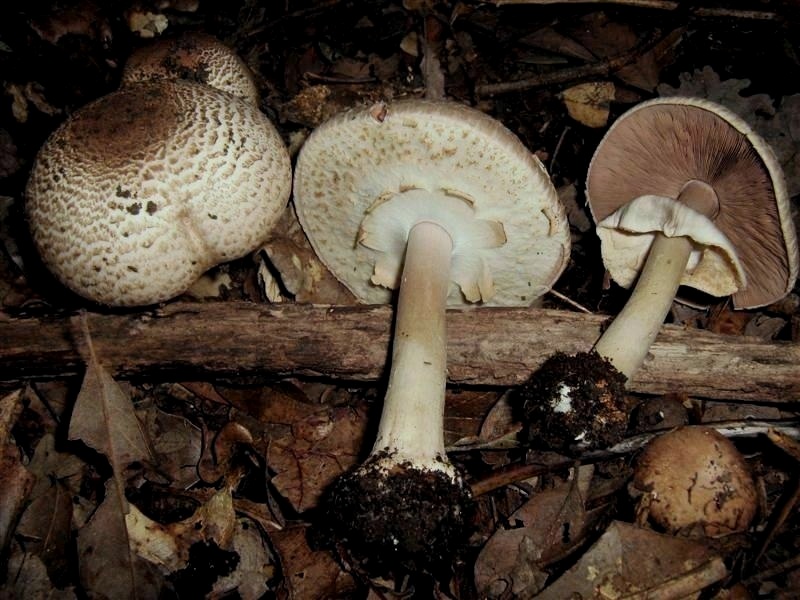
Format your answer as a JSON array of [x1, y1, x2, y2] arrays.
[[358, 188, 506, 303]]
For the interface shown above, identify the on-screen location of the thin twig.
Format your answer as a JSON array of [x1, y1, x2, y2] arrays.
[[743, 553, 800, 587], [493, 0, 679, 7], [753, 477, 800, 565], [548, 124, 571, 175], [490, 0, 781, 20], [304, 72, 377, 84], [547, 288, 593, 314], [468, 420, 800, 496]]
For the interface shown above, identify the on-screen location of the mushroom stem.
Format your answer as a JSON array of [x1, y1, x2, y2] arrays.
[[373, 220, 454, 467], [594, 232, 693, 379]]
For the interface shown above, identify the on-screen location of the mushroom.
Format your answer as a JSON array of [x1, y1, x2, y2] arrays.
[[517, 97, 799, 453], [121, 32, 259, 105], [25, 79, 291, 306], [293, 99, 570, 576], [633, 426, 758, 536]]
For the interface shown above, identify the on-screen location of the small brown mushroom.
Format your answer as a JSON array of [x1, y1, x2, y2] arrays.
[[26, 80, 291, 306], [633, 426, 758, 536]]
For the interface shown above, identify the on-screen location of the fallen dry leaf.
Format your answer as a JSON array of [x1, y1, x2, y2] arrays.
[[126, 10, 168, 38], [211, 517, 276, 600], [268, 403, 368, 513], [0, 128, 20, 179], [0, 441, 35, 557], [137, 406, 202, 489], [77, 479, 164, 599], [444, 389, 505, 446], [68, 329, 154, 471], [68, 323, 162, 598], [517, 26, 595, 62], [2, 542, 78, 599], [0, 388, 23, 444], [474, 466, 596, 598], [557, 183, 592, 233], [217, 381, 316, 425], [15, 476, 74, 587], [476, 392, 521, 466], [198, 421, 254, 484], [567, 12, 662, 91], [261, 207, 356, 304], [561, 81, 615, 128], [24, 433, 85, 499], [29, 0, 110, 45], [4, 82, 60, 123], [126, 485, 237, 574], [535, 521, 727, 599], [270, 524, 357, 599]]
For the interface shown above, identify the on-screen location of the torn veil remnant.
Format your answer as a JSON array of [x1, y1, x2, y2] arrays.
[[293, 99, 570, 577], [25, 36, 291, 306], [516, 97, 799, 454]]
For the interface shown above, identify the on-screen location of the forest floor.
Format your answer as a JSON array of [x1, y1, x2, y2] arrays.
[[0, 1, 799, 598]]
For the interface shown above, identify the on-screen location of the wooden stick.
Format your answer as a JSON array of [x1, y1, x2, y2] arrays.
[[1, 302, 798, 402], [490, 0, 780, 20]]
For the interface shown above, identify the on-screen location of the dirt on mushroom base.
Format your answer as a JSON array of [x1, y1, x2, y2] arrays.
[[312, 449, 473, 580], [515, 350, 629, 454]]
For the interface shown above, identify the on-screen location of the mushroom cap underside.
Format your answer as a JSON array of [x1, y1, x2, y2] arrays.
[[122, 31, 259, 104], [25, 80, 291, 306], [292, 99, 571, 307], [587, 96, 799, 308]]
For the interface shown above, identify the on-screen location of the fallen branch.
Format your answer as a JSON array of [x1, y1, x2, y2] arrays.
[[1, 302, 798, 402], [467, 419, 800, 496], [489, 0, 781, 21]]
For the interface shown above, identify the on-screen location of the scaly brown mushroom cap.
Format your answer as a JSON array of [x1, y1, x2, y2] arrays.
[[587, 97, 798, 309], [122, 32, 259, 105], [26, 80, 291, 306]]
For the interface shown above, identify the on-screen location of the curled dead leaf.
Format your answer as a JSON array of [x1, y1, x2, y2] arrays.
[[561, 81, 615, 128], [268, 403, 368, 513]]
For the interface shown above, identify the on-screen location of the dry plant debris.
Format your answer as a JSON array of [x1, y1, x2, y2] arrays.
[[0, 1, 799, 598]]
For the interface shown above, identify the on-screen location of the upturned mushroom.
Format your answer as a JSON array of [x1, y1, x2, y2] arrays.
[[293, 99, 570, 576], [26, 44, 291, 306], [517, 97, 799, 453], [121, 32, 259, 105]]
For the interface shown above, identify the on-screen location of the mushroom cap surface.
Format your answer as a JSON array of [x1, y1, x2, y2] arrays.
[[122, 32, 259, 105], [587, 97, 798, 308], [633, 425, 757, 536], [292, 99, 570, 307], [26, 80, 291, 306]]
